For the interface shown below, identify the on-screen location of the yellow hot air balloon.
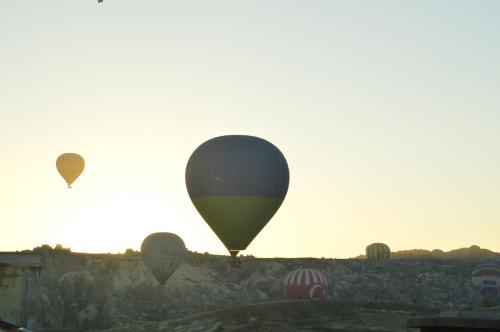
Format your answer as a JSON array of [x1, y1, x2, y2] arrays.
[[366, 243, 391, 268], [56, 153, 85, 188]]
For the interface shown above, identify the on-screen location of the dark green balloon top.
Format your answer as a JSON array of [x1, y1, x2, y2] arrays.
[[185, 135, 289, 199]]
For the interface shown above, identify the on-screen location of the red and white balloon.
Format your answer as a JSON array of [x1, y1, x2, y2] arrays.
[[283, 268, 328, 300]]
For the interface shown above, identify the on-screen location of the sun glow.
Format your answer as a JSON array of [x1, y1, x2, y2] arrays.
[[42, 188, 191, 254]]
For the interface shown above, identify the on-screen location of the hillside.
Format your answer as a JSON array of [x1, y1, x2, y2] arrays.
[[354, 245, 500, 260], [25, 245, 498, 331], [89, 300, 438, 332]]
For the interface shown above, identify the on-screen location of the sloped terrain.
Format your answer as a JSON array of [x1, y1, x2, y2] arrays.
[[355, 245, 500, 260], [26, 246, 498, 331], [89, 300, 438, 332]]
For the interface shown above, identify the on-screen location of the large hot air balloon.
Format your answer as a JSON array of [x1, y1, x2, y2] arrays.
[[366, 243, 391, 268], [56, 153, 85, 188], [284, 269, 328, 300], [141, 233, 186, 285], [471, 263, 500, 307], [185, 135, 289, 261]]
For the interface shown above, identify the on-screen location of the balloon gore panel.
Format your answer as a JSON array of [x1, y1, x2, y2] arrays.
[[191, 195, 284, 251]]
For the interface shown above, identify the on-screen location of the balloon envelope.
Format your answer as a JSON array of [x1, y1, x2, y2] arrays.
[[56, 153, 85, 188], [283, 269, 328, 300], [185, 135, 289, 257], [471, 263, 500, 288], [141, 233, 186, 285], [366, 243, 391, 267], [480, 286, 498, 307]]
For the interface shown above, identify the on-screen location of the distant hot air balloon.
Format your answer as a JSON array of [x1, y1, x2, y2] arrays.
[[471, 263, 500, 307], [185, 135, 289, 262], [479, 286, 499, 307], [471, 263, 500, 288], [283, 269, 328, 300], [366, 243, 391, 268], [141, 233, 186, 285], [56, 153, 85, 188]]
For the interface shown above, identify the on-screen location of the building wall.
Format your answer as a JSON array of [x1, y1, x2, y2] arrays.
[[0, 253, 41, 330], [0, 265, 26, 326]]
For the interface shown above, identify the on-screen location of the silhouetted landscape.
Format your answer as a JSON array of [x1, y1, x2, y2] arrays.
[[15, 245, 498, 331], [2, 2, 500, 331], [355, 245, 500, 260]]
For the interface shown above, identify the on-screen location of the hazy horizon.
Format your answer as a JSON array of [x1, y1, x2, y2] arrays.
[[14, 243, 499, 259], [1, 1, 499, 258]]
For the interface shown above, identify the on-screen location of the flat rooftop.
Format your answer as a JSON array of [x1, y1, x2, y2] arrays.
[[0, 252, 42, 268]]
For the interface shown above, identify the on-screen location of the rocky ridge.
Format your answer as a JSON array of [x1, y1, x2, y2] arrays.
[[29, 245, 499, 331]]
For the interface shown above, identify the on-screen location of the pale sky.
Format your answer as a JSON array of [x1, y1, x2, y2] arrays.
[[1, 1, 499, 258]]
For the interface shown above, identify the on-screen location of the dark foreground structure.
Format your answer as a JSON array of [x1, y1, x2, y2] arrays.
[[408, 311, 500, 331], [0, 253, 41, 330]]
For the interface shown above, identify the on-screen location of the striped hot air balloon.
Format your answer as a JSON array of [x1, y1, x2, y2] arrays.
[[366, 243, 391, 268], [283, 269, 328, 300], [471, 263, 500, 307], [471, 263, 500, 288], [479, 286, 499, 307]]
